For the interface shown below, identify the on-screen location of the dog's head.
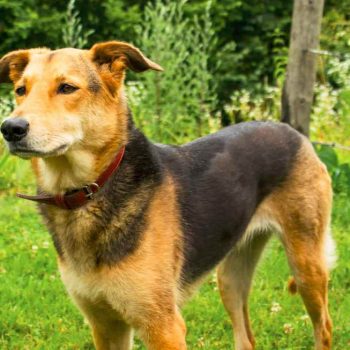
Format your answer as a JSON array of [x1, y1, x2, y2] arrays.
[[0, 41, 162, 159]]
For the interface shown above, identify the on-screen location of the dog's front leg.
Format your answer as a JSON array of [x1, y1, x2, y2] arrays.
[[90, 321, 133, 350], [139, 309, 187, 350], [71, 293, 133, 350]]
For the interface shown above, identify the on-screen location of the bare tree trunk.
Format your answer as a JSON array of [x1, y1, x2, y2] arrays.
[[281, 0, 325, 137]]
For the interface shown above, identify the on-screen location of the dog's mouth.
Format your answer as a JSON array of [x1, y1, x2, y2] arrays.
[[9, 143, 70, 159]]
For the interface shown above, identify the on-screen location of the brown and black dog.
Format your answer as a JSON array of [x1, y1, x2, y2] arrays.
[[0, 41, 336, 350]]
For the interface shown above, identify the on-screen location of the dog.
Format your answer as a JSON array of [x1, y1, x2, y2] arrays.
[[0, 41, 336, 350]]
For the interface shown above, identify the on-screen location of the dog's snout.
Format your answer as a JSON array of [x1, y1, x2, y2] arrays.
[[1, 118, 30, 142]]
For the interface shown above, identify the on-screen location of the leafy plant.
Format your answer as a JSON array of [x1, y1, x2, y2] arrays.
[[0, 91, 14, 118], [316, 145, 350, 195], [62, 0, 94, 49], [271, 27, 289, 82], [129, 0, 220, 144], [224, 85, 281, 124]]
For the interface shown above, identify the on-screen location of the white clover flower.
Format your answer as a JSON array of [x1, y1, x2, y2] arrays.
[[42, 241, 50, 249], [300, 314, 309, 323], [283, 323, 293, 334], [31, 245, 38, 252], [270, 302, 282, 314], [197, 336, 205, 348]]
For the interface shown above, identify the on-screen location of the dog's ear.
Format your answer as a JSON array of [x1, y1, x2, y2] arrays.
[[0, 50, 30, 84], [90, 41, 163, 73]]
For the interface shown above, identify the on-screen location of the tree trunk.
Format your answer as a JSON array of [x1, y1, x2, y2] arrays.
[[281, 0, 325, 137]]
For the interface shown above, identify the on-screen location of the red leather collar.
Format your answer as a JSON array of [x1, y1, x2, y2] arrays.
[[16, 146, 126, 210]]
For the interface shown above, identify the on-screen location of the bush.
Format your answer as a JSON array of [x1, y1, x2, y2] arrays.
[[62, 0, 93, 49], [223, 85, 281, 124], [316, 145, 350, 195], [128, 0, 220, 144]]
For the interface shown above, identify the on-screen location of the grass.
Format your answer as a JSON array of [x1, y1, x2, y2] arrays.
[[0, 167, 350, 349]]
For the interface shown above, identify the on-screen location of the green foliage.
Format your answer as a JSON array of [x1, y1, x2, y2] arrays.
[[271, 28, 289, 82], [224, 85, 281, 124], [310, 84, 350, 146], [62, 0, 94, 49], [320, 5, 350, 94], [316, 145, 350, 196], [129, 0, 219, 144], [0, 0, 348, 108], [0, 91, 14, 116], [206, 0, 293, 101], [0, 0, 65, 52]]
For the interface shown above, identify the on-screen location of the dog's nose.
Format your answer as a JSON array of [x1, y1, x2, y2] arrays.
[[1, 118, 30, 142]]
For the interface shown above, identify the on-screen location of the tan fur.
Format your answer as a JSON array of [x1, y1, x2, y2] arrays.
[[271, 139, 333, 350]]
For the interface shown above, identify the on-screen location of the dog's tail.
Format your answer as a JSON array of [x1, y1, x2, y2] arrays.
[[287, 226, 337, 295]]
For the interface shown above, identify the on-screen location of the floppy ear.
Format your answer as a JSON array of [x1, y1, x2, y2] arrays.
[[90, 41, 163, 73], [0, 50, 29, 83]]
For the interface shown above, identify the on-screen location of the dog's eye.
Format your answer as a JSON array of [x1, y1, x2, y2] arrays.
[[58, 84, 79, 95], [15, 86, 26, 96]]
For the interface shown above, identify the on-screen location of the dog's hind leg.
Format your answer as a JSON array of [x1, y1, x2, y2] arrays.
[[273, 141, 335, 350], [217, 231, 271, 350], [279, 216, 335, 350], [280, 219, 334, 350]]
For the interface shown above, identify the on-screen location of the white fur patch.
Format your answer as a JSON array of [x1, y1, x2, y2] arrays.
[[324, 228, 337, 270], [237, 207, 282, 249]]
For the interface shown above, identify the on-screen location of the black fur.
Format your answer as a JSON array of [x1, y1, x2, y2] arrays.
[[79, 55, 102, 94], [94, 129, 163, 265]]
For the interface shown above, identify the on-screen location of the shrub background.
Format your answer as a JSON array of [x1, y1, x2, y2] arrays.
[[0, 0, 349, 105]]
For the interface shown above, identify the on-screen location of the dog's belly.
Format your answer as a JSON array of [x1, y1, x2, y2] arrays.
[[157, 121, 302, 283], [179, 179, 258, 282]]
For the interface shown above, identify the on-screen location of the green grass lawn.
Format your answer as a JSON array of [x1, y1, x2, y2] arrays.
[[0, 192, 349, 349]]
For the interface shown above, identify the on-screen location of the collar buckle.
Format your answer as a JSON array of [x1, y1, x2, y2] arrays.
[[83, 183, 100, 199]]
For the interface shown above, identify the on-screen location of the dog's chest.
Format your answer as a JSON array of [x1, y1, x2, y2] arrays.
[[58, 257, 159, 324], [42, 198, 145, 268], [59, 259, 136, 320], [59, 261, 105, 300]]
